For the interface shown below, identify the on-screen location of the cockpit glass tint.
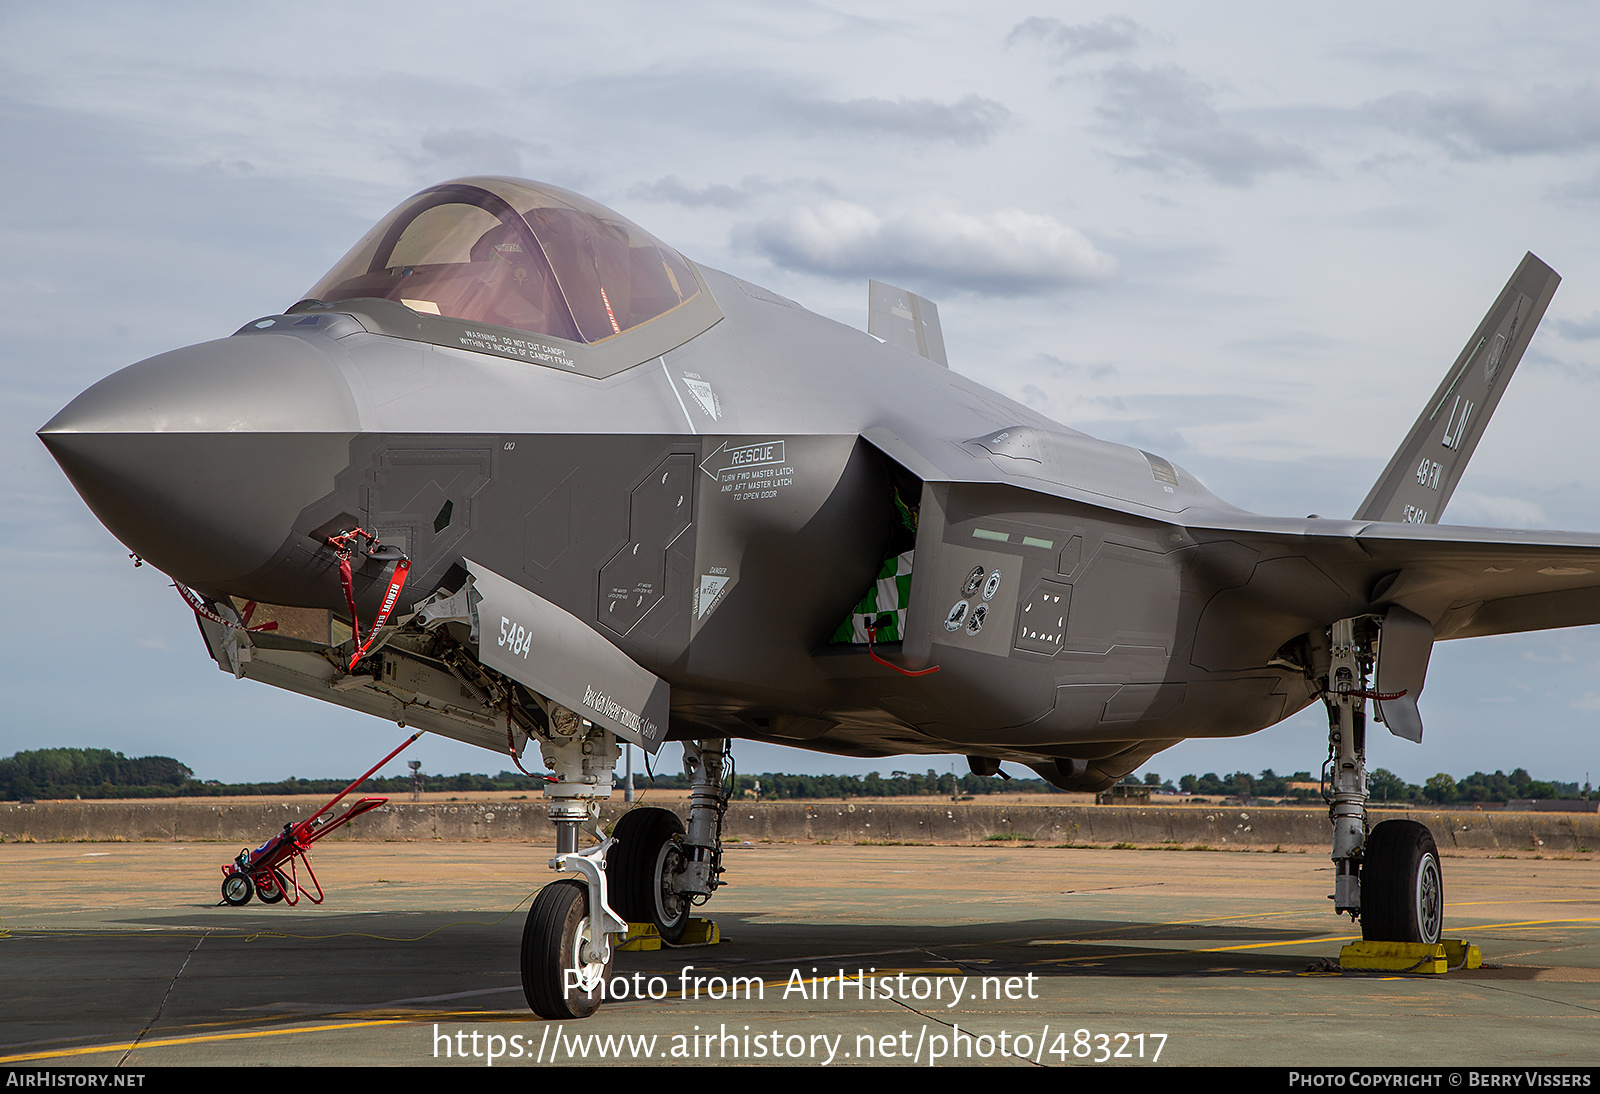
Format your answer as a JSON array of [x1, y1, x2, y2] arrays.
[[306, 177, 700, 345]]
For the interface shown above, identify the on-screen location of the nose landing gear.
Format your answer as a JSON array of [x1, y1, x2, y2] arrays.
[[517, 710, 731, 1019], [523, 877, 614, 1020], [520, 714, 627, 1020]]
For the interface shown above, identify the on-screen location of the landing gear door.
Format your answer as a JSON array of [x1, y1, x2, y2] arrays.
[[465, 558, 670, 753], [1375, 605, 1433, 744]]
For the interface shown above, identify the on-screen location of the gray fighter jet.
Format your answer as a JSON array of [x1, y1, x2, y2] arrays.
[[39, 177, 1581, 1017]]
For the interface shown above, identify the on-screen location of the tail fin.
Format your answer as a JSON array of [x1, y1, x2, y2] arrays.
[[868, 280, 948, 367], [1354, 253, 1560, 524]]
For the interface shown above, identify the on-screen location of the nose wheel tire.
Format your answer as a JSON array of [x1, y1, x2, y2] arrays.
[[607, 807, 691, 944], [522, 879, 612, 1020], [1360, 819, 1444, 945], [221, 873, 254, 906]]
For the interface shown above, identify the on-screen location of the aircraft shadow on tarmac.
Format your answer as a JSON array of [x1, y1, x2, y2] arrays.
[[64, 907, 1347, 1010]]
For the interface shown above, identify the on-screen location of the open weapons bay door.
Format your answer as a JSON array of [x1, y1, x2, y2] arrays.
[[460, 558, 670, 752]]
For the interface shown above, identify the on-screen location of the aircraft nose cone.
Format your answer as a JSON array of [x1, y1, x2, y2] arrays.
[[39, 332, 360, 588]]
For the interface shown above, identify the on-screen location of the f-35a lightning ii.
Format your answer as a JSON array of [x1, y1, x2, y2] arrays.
[[40, 177, 1578, 1017]]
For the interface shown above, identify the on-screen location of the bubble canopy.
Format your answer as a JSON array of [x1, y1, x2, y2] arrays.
[[305, 178, 703, 346]]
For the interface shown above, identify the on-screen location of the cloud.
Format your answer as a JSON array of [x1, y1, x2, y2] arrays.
[[778, 93, 1011, 146], [1007, 16, 1146, 58], [1525, 352, 1600, 385], [1548, 173, 1600, 203], [1094, 64, 1315, 186], [1033, 352, 1119, 380], [1225, 331, 1342, 359], [1368, 82, 1600, 159], [1325, 41, 1434, 69], [735, 202, 1117, 296], [1447, 491, 1547, 528], [1553, 312, 1600, 340], [629, 175, 775, 209], [1567, 691, 1600, 712], [404, 128, 546, 177], [627, 175, 836, 210], [559, 72, 1012, 147]]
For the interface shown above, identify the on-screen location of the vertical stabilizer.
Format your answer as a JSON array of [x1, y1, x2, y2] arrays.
[[1355, 253, 1560, 524], [868, 280, 948, 367]]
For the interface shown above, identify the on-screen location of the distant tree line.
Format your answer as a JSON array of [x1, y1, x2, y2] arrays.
[[1134, 767, 1589, 804], [0, 747, 539, 801], [1, 748, 195, 801], [0, 750, 1061, 801], [721, 770, 1064, 799], [1, 748, 1590, 805]]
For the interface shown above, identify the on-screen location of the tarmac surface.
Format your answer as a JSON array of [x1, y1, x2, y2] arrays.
[[1, 840, 1596, 1068]]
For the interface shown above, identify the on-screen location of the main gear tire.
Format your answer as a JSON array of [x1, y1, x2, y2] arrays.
[[522, 879, 612, 1020], [1360, 819, 1444, 945], [607, 807, 691, 944]]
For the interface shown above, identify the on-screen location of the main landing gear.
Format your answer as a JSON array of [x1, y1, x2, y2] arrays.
[[1314, 618, 1443, 946], [606, 807, 690, 943], [520, 717, 729, 1019]]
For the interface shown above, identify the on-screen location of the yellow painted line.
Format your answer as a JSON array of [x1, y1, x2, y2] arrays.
[[1046, 951, 1160, 965], [1030, 934, 1356, 946], [1198, 935, 1358, 953], [1032, 917, 1599, 955], [1451, 899, 1599, 908], [0, 1019, 411, 1063], [1028, 908, 1333, 944]]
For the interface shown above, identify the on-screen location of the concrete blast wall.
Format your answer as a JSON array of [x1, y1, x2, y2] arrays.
[[3, 800, 1596, 852]]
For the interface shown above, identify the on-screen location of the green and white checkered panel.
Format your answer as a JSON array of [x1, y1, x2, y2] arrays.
[[830, 551, 914, 644]]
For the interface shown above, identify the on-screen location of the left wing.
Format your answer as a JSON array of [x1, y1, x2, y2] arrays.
[[1186, 516, 1600, 742], [1346, 521, 1600, 640], [1190, 515, 1600, 644]]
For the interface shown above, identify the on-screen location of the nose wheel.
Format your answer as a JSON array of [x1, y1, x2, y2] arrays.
[[522, 879, 613, 1019], [1360, 820, 1444, 945]]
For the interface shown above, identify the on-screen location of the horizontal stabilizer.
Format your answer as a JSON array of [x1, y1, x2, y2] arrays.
[[868, 280, 948, 367], [1355, 253, 1560, 524]]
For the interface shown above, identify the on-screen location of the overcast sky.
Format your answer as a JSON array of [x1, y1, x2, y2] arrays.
[[4, 2, 1600, 789]]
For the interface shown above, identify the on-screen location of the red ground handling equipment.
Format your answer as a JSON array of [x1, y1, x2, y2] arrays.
[[219, 731, 421, 907]]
